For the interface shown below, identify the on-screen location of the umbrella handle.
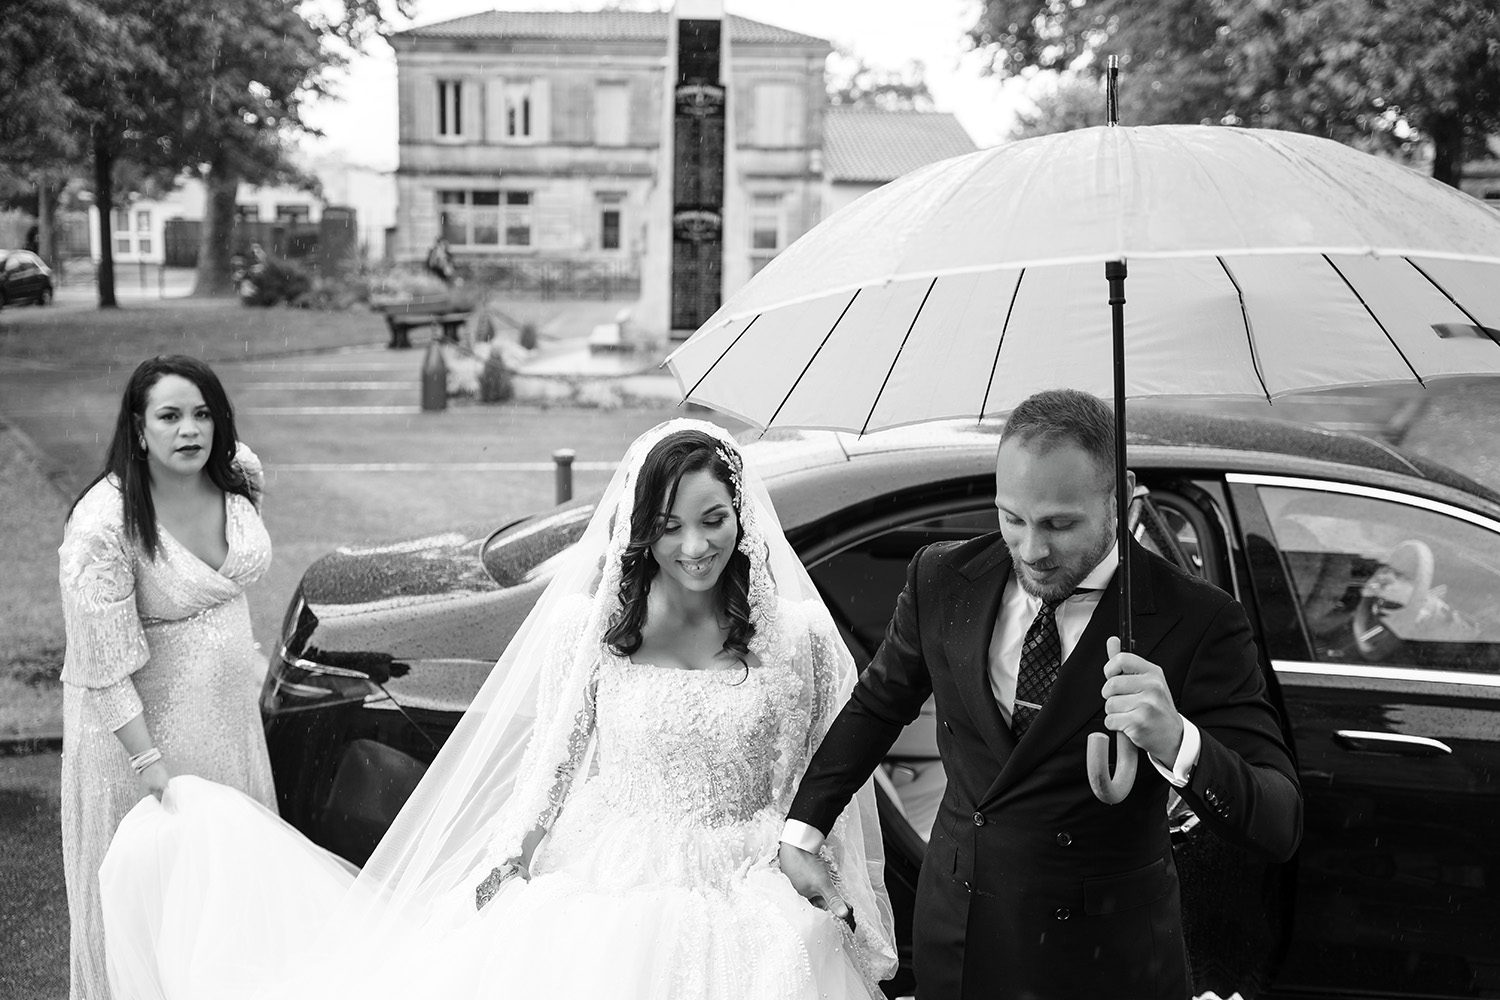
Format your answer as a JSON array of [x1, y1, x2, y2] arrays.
[[1086, 731, 1138, 804]]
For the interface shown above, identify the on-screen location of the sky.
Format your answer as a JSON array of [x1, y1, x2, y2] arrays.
[[301, 0, 1031, 171]]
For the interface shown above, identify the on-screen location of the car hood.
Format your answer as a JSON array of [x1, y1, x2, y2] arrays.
[[298, 525, 502, 610]]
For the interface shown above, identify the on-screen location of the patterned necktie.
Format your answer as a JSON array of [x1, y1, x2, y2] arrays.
[[1012, 596, 1066, 739]]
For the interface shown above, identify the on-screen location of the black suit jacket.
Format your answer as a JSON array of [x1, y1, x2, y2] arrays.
[[790, 534, 1301, 1000]]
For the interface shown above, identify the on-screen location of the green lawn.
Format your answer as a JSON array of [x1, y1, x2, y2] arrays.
[[0, 298, 387, 367]]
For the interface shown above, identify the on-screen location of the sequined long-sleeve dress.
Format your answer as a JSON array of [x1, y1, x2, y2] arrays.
[[58, 444, 275, 1000]]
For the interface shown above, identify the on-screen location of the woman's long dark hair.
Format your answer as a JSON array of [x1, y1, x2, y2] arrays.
[[603, 430, 753, 660], [67, 355, 256, 560]]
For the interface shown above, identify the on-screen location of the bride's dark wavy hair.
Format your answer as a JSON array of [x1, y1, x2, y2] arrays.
[[604, 430, 754, 660]]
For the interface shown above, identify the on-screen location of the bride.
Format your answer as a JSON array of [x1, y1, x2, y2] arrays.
[[100, 419, 898, 1000]]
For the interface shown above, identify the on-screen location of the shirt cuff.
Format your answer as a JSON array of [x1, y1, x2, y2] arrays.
[[1149, 716, 1200, 789], [780, 819, 826, 854]]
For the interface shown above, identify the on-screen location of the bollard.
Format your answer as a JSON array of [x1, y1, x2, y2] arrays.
[[421, 338, 447, 412], [553, 448, 576, 505]]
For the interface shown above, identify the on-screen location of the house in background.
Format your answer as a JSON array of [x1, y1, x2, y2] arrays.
[[390, 9, 830, 302], [820, 107, 977, 218], [84, 160, 397, 266]]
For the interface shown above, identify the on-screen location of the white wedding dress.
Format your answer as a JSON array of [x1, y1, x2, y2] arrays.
[[101, 419, 895, 1000], [102, 606, 881, 1000]]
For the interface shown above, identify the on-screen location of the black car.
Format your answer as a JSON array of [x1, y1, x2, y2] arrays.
[[0, 250, 54, 307], [262, 408, 1500, 999]]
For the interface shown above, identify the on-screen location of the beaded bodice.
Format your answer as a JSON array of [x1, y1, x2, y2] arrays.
[[594, 657, 801, 826]]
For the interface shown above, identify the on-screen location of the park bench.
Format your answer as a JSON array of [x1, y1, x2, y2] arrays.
[[371, 294, 476, 349]]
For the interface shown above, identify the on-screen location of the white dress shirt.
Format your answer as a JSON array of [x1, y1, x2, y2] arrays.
[[782, 546, 1201, 854]]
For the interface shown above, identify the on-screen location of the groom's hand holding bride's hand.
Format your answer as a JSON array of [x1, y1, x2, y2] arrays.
[[777, 843, 855, 930], [1101, 636, 1185, 765]]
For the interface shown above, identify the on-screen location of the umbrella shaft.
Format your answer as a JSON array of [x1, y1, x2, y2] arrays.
[[1107, 259, 1133, 652]]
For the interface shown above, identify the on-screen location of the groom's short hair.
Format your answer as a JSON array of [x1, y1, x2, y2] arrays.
[[999, 389, 1115, 489]]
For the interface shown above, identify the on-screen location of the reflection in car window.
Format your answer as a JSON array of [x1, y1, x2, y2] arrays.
[[808, 506, 994, 844], [1259, 486, 1500, 673], [480, 503, 594, 586]]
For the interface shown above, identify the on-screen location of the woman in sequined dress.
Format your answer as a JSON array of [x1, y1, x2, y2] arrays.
[[58, 355, 275, 1000], [100, 419, 895, 1000]]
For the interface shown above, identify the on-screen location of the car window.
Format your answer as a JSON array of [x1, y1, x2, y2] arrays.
[[1259, 485, 1500, 673]]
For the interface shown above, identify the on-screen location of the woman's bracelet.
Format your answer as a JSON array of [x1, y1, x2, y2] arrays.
[[129, 747, 162, 774]]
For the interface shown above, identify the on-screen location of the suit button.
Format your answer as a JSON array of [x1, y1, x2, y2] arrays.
[[973, 812, 986, 827], [1055, 907, 1071, 921], [1056, 832, 1072, 847]]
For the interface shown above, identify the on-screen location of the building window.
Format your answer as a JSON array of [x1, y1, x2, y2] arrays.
[[132, 210, 152, 254], [594, 82, 629, 147], [504, 82, 535, 140], [276, 204, 311, 223], [753, 82, 803, 148], [504, 191, 532, 246], [112, 209, 133, 255], [597, 191, 625, 251], [601, 210, 621, 250], [437, 80, 464, 138], [236, 204, 260, 222], [438, 189, 532, 247], [749, 193, 784, 274]]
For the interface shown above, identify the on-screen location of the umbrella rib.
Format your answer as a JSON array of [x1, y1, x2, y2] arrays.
[[1215, 257, 1272, 403], [1323, 255, 1424, 386], [1405, 257, 1495, 337], [766, 290, 861, 429], [683, 314, 760, 401], [860, 277, 938, 437], [978, 268, 1027, 421]]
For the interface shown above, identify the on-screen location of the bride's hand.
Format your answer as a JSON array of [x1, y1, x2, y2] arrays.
[[777, 842, 854, 929]]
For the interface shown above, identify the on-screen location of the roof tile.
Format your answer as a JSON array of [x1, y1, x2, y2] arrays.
[[822, 108, 978, 183]]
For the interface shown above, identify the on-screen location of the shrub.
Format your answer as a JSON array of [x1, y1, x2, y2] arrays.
[[479, 346, 514, 403], [518, 322, 539, 351], [240, 256, 312, 307]]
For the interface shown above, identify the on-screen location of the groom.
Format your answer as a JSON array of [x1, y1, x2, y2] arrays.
[[780, 389, 1302, 1000]]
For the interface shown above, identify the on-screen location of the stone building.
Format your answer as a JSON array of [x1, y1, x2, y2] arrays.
[[391, 10, 831, 301]]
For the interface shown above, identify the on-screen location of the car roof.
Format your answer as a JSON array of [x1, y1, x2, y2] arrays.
[[743, 405, 1500, 529]]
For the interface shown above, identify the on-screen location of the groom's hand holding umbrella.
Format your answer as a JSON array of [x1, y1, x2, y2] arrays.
[[778, 842, 855, 930], [1101, 635, 1187, 768]]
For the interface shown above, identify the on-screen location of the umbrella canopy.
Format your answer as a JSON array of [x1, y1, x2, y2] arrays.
[[668, 125, 1500, 432]]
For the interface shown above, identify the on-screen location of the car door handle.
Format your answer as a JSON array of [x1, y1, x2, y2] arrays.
[[1333, 730, 1453, 756]]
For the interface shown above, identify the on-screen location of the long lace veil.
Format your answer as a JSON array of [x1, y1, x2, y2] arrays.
[[333, 417, 896, 983]]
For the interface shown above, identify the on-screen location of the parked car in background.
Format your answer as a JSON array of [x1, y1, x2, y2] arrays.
[[262, 408, 1500, 999], [0, 250, 54, 307]]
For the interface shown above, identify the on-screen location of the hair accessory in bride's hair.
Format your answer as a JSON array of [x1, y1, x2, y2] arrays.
[[714, 443, 743, 510]]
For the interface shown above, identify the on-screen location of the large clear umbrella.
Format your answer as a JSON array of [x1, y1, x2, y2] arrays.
[[667, 119, 1500, 802]]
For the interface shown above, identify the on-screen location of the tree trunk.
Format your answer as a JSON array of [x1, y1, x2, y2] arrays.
[[93, 138, 117, 309], [1428, 112, 1464, 189], [193, 163, 240, 297], [36, 179, 55, 264]]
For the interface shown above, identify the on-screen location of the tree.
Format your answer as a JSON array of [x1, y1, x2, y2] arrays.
[[1219, 0, 1500, 187], [1009, 74, 1108, 139], [827, 48, 936, 111], [164, 0, 410, 296], [967, 0, 1500, 188], [967, 0, 1237, 125]]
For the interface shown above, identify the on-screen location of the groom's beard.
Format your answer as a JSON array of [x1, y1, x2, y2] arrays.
[[1006, 512, 1117, 602]]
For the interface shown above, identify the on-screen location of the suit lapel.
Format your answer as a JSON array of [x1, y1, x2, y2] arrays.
[[979, 540, 1180, 807], [947, 535, 1017, 767]]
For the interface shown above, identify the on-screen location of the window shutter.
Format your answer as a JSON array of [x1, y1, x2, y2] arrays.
[[460, 80, 481, 141], [532, 78, 552, 143], [485, 78, 507, 142], [398, 75, 417, 143]]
